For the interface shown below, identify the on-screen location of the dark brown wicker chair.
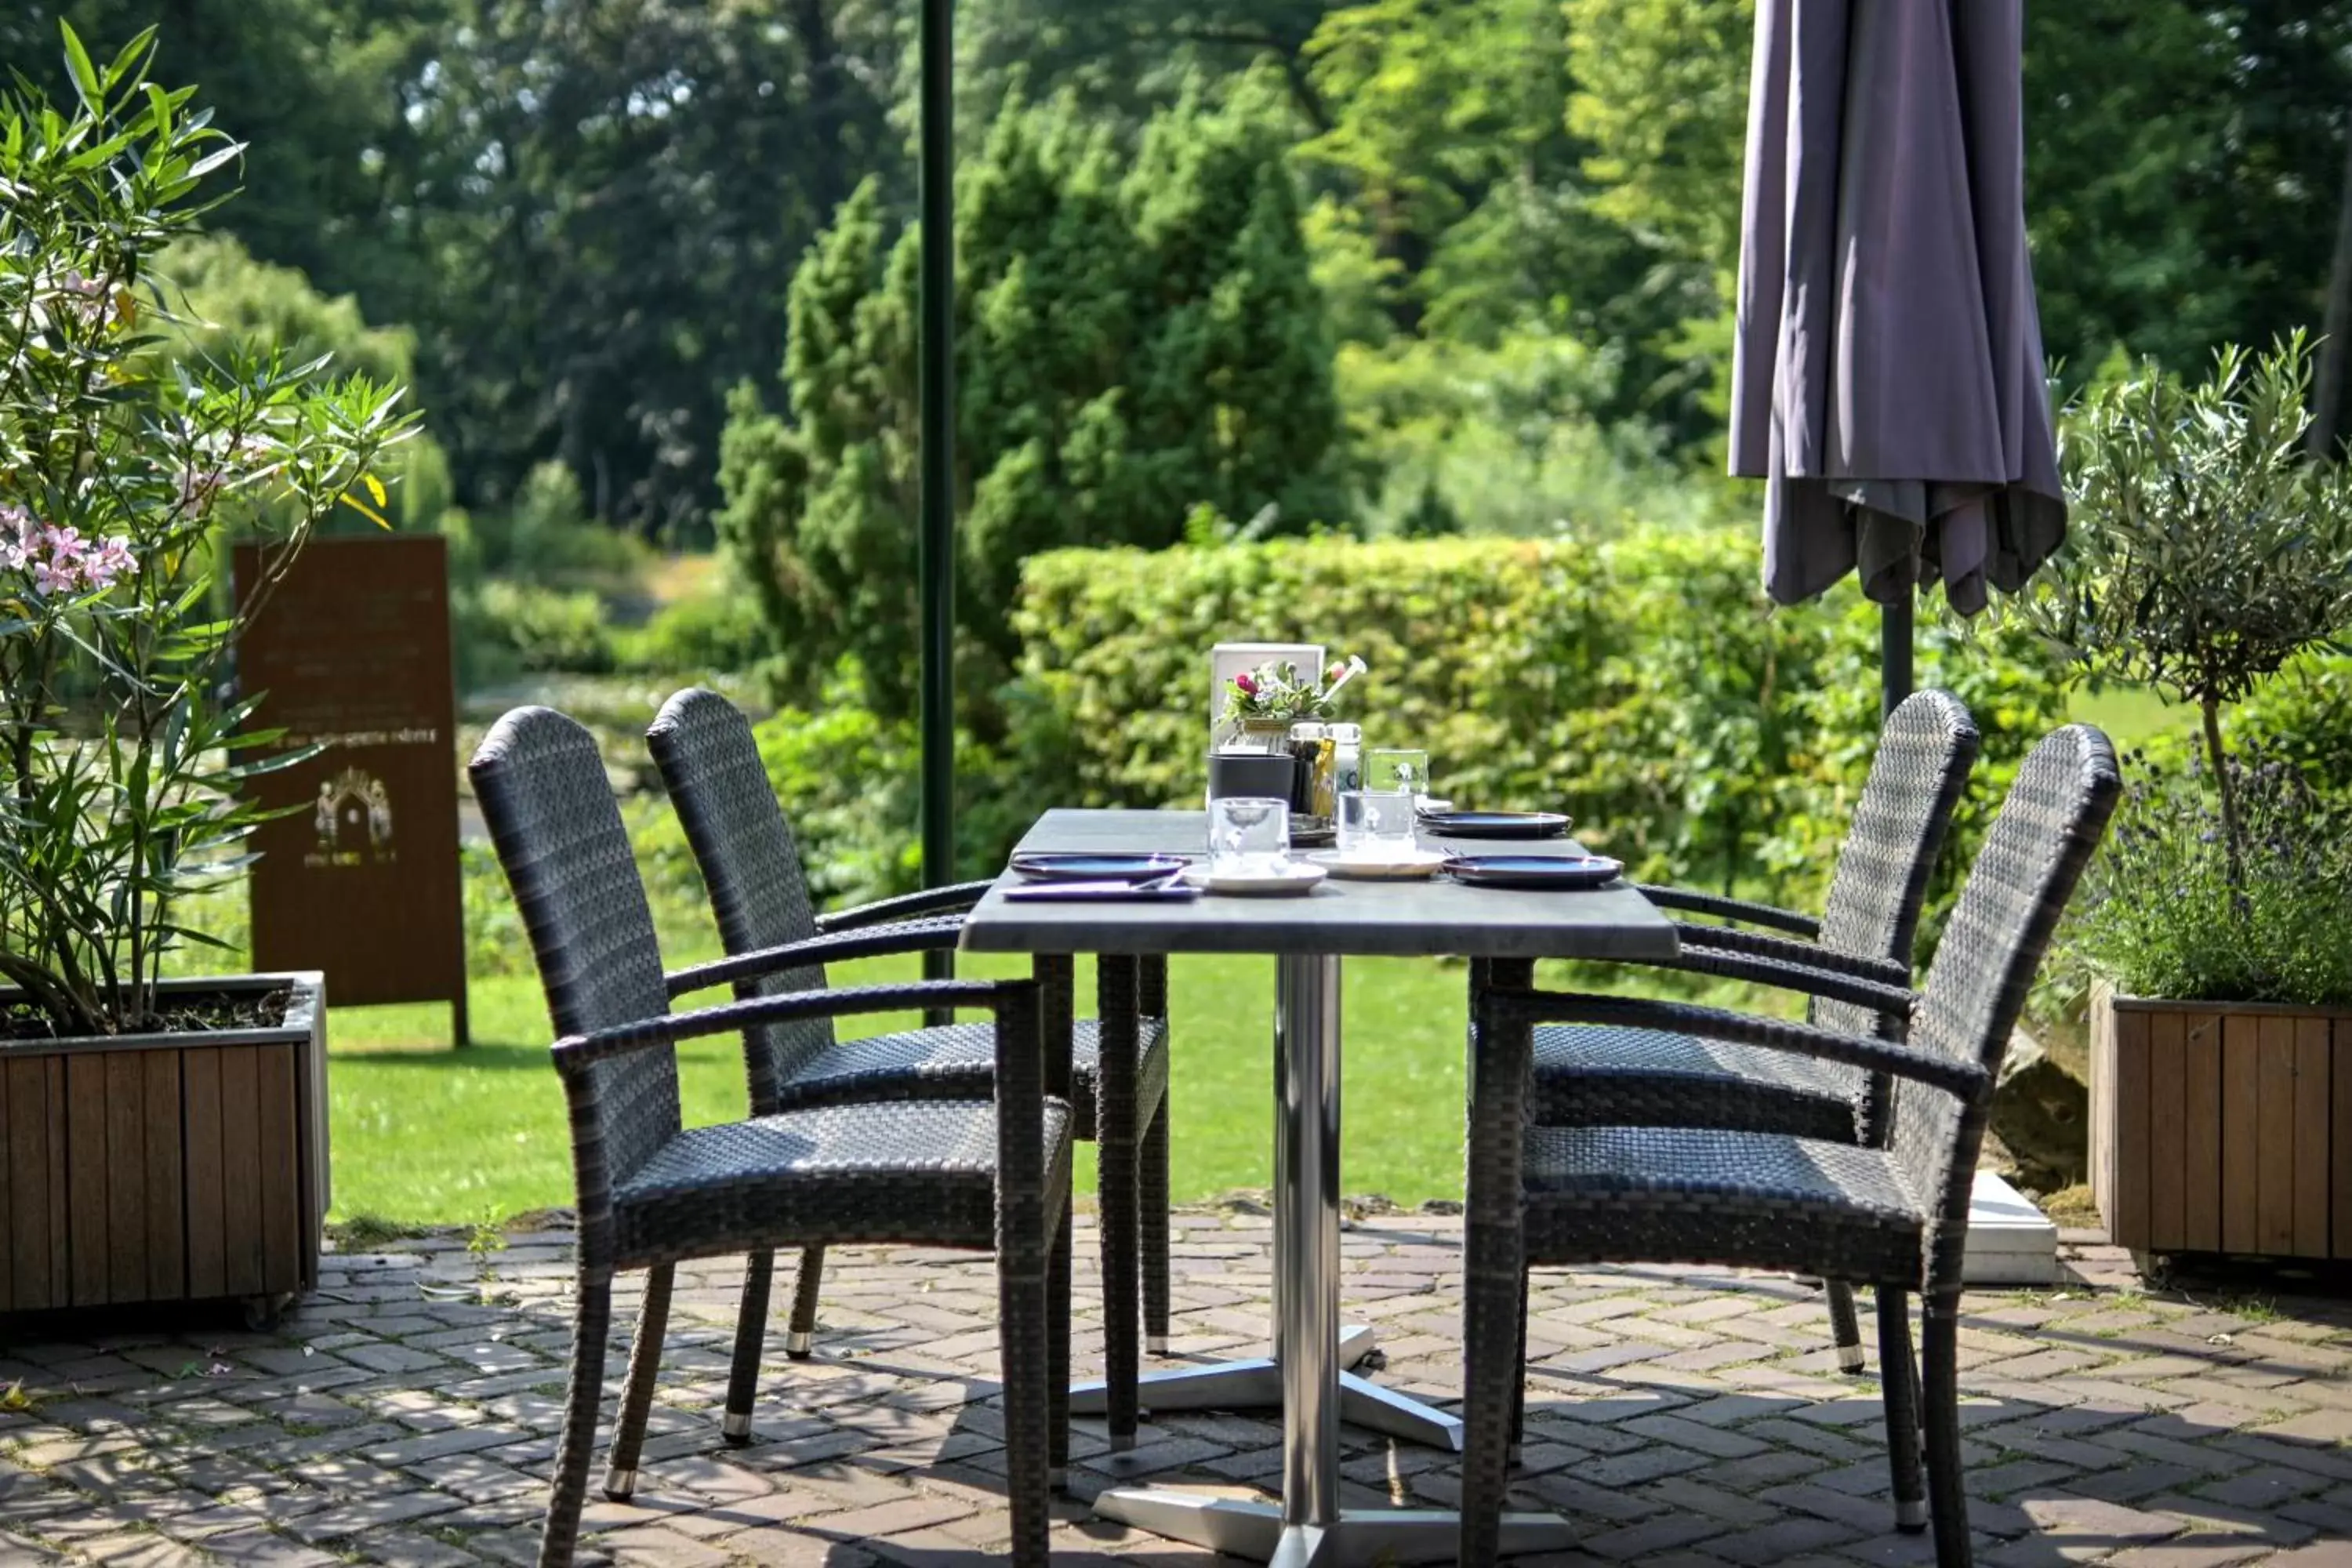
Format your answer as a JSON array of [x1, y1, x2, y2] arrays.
[[1460, 723, 2120, 1567], [470, 706, 1073, 1568], [1509, 688, 1979, 1373], [648, 686, 1173, 1448]]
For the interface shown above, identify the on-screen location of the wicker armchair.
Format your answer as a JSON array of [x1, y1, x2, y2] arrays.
[[1504, 688, 1978, 1371], [1460, 724, 2120, 1567], [648, 686, 1174, 1447], [471, 707, 1073, 1568]]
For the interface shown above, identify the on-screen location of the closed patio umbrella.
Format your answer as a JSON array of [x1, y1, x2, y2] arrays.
[[1732, 0, 2066, 717]]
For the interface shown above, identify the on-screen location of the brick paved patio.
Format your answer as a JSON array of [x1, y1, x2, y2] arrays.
[[3, 1210, 2350, 1566]]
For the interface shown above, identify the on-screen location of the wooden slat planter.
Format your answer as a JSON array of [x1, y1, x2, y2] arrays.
[[0, 973, 325, 1318], [2091, 981, 2352, 1261]]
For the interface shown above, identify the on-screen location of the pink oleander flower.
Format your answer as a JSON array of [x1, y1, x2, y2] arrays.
[[0, 504, 35, 573], [80, 536, 132, 591]]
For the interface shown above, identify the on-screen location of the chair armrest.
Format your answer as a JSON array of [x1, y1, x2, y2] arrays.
[[664, 917, 963, 1000], [1668, 924, 1912, 989], [1477, 986, 1985, 1100], [816, 880, 995, 932], [1638, 944, 1916, 1026], [1634, 884, 1820, 938], [554, 979, 1025, 1075]]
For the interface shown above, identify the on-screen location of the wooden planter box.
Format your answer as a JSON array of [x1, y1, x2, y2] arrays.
[[2090, 980, 2352, 1260], [0, 973, 327, 1316]]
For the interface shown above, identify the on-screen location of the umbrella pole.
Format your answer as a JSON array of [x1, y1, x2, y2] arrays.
[[1880, 597, 1915, 721], [917, 0, 954, 1005]]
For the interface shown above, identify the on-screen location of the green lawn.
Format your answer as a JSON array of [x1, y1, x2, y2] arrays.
[[2068, 683, 2197, 753], [321, 913, 1778, 1227]]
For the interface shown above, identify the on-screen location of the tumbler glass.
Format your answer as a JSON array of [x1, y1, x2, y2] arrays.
[[1208, 796, 1290, 878], [1364, 747, 1429, 797], [1336, 789, 1417, 858]]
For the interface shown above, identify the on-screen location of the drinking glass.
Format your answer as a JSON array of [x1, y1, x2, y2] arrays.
[[1336, 789, 1417, 858], [1209, 796, 1290, 878], [1364, 748, 1429, 797]]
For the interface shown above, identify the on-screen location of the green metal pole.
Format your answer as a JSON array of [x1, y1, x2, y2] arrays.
[[918, 0, 955, 991], [1880, 597, 1914, 723]]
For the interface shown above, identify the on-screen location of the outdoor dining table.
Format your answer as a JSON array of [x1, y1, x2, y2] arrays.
[[960, 808, 1679, 1565]]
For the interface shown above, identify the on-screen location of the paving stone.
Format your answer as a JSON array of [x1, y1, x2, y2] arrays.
[[0, 1214, 2341, 1566], [357, 1530, 487, 1567]]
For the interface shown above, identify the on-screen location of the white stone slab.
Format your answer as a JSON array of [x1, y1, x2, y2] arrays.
[[1962, 1170, 2060, 1285]]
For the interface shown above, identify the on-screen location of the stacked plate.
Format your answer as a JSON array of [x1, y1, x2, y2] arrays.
[[1417, 808, 1573, 840], [1442, 855, 1622, 890]]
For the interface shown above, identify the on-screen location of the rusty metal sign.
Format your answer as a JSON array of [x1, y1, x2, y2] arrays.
[[234, 535, 467, 1042]]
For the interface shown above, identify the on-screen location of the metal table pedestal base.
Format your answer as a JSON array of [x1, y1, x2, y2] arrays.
[[1069, 1323, 1465, 1450], [1091, 953, 1563, 1562]]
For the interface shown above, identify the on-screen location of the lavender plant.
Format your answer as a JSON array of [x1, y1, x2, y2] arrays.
[[2071, 750, 2352, 1007], [0, 27, 415, 1035]]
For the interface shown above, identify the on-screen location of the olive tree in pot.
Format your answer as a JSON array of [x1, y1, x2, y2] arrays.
[[0, 27, 414, 1321], [2013, 334, 2352, 1265]]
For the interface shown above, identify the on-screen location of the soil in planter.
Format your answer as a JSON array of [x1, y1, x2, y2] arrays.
[[0, 984, 294, 1043]]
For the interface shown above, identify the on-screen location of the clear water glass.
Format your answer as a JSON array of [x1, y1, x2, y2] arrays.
[[1209, 796, 1290, 878], [1336, 789, 1417, 858], [1364, 747, 1429, 797]]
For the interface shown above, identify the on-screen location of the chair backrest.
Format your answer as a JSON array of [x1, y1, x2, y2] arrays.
[[1809, 688, 1980, 1041], [1892, 724, 2120, 1290], [469, 706, 680, 1185], [645, 688, 834, 1102]]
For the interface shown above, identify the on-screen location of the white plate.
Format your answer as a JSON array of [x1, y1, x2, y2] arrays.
[[1308, 848, 1449, 880], [1181, 862, 1330, 896]]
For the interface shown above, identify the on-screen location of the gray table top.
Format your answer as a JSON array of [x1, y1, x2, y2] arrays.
[[959, 808, 1679, 960]]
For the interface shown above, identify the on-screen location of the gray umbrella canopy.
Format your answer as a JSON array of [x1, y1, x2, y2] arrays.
[[1731, 0, 2065, 618]]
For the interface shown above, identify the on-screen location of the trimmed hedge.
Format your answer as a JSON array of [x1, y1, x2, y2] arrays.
[[1009, 532, 2070, 924]]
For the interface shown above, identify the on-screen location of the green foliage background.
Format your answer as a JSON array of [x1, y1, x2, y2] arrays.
[[13, 0, 2350, 553]]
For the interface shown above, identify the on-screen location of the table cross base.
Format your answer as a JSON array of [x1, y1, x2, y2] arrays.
[[1069, 1323, 1465, 1451]]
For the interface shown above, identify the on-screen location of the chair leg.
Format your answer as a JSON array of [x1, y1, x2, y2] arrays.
[[1049, 1200, 1073, 1487], [1000, 1218, 1053, 1568], [1509, 1264, 1530, 1462], [603, 1264, 673, 1501], [1141, 1099, 1172, 1354], [1828, 1280, 1867, 1373], [723, 1249, 773, 1443], [538, 1271, 613, 1568], [1461, 1232, 1523, 1566], [1922, 1293, 1972, 1566], [786, 1245, 824, 1359], [1461, 991, 1530, 1568], [1877, 1287, 1926, 1533]]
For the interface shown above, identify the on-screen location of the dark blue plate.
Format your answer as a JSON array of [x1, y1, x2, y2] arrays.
[[1008, 852, 1189, 884], [1444, 854, 1621, 890], [1418, 810, 1572, 840]]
